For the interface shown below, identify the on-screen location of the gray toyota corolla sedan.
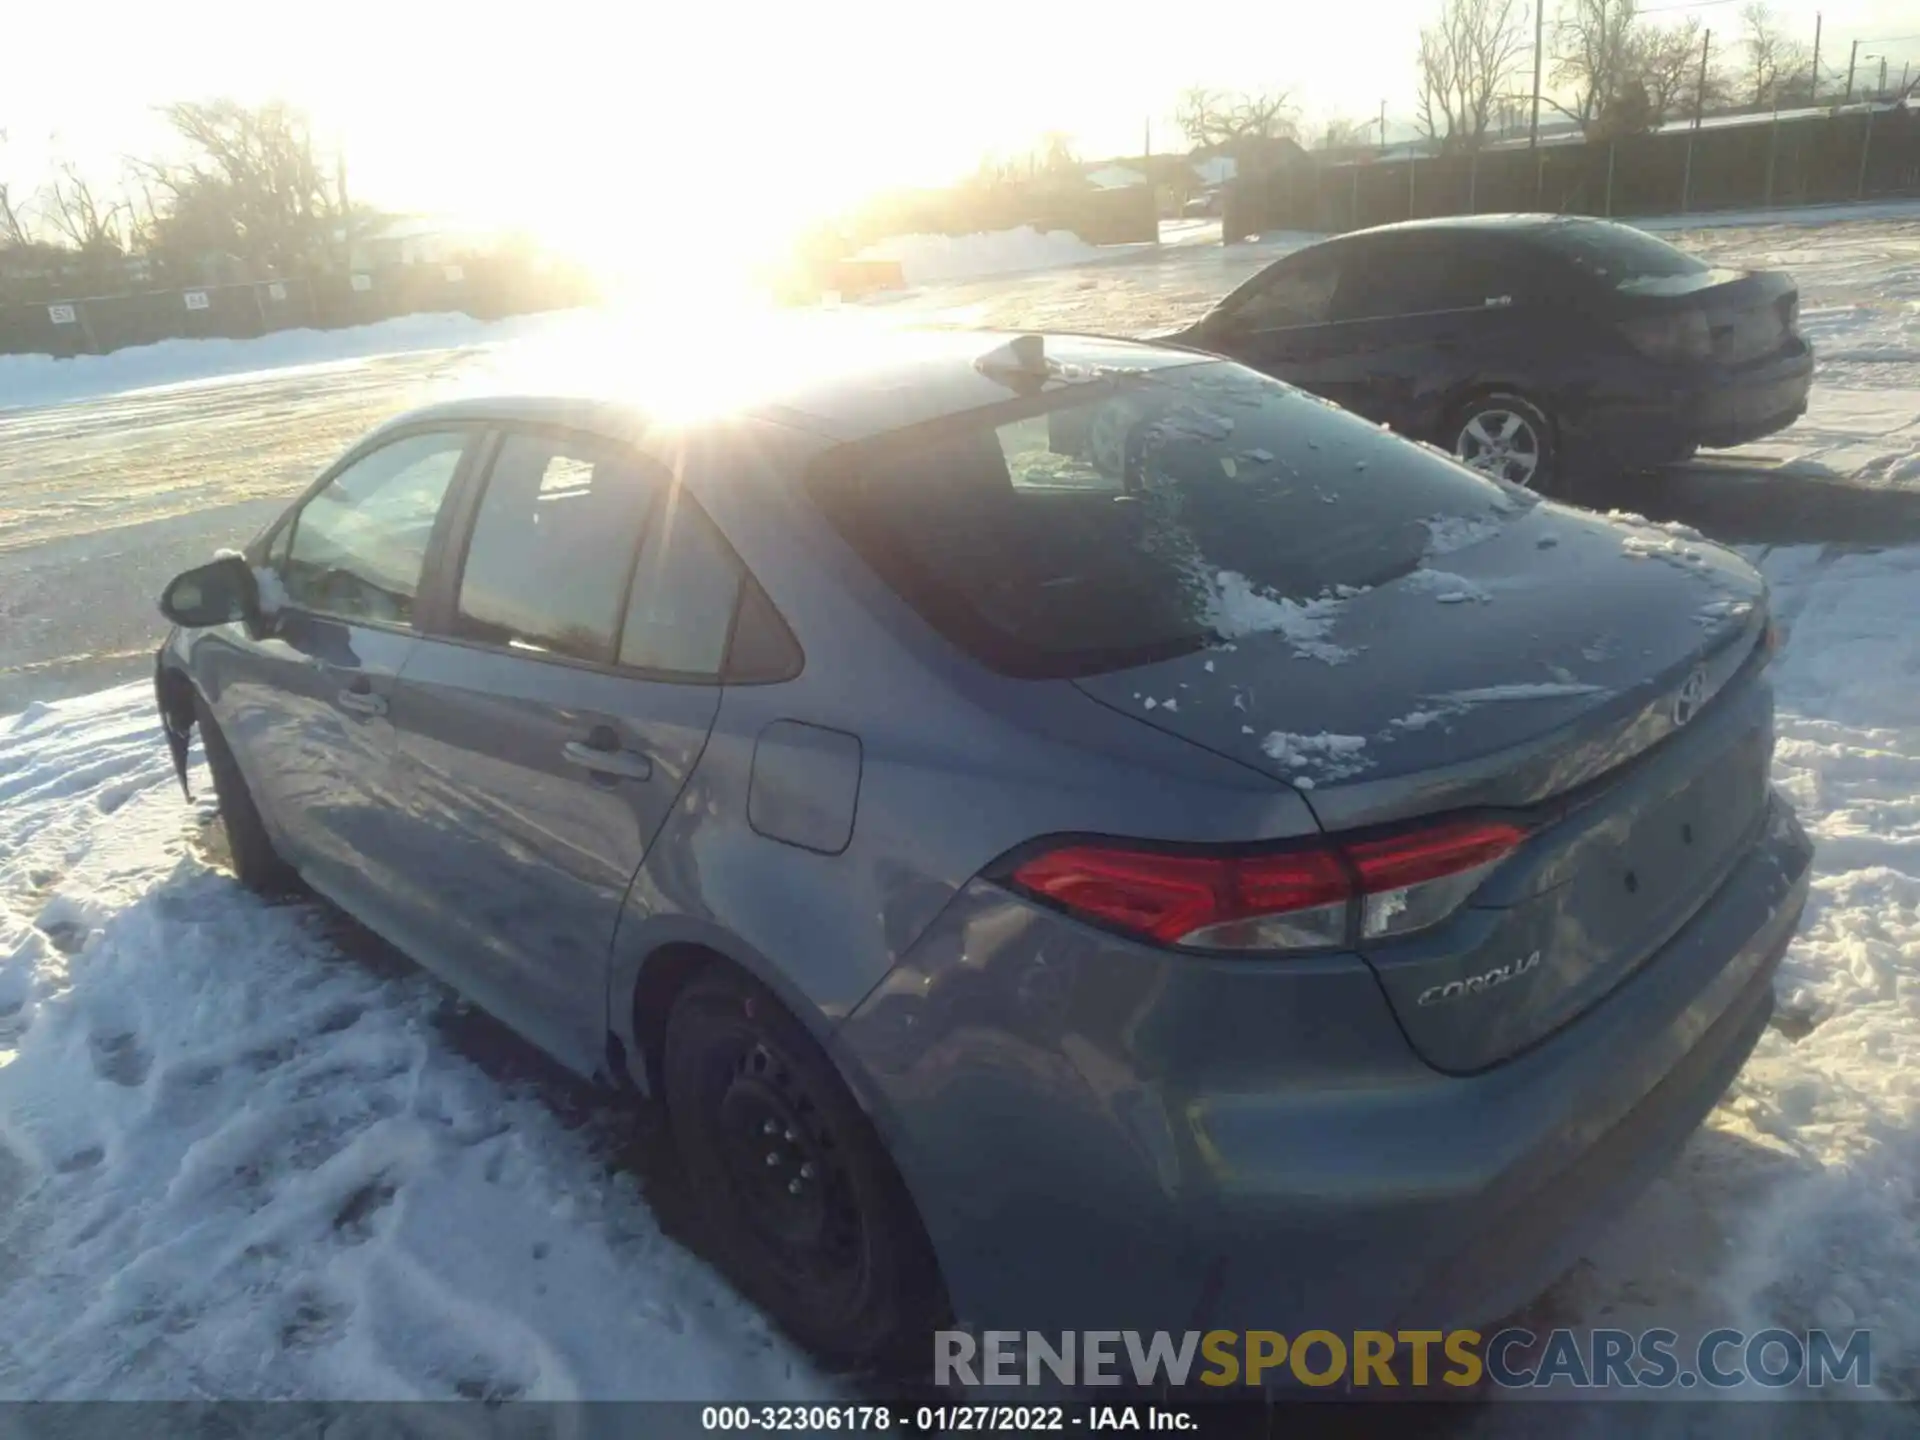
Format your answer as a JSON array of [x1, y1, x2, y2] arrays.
[[153, 328, 1811, 1375]]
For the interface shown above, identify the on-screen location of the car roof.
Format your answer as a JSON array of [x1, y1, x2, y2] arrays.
[[1334, 212, 1615, 243], [382, 326, 1208, 450]]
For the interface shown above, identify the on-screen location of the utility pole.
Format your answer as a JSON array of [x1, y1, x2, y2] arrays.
[[1846, 39, 1859, 100], [1810, 13, 1822, 100], [1529, 0, 1545, 148], [1878, 56, 1889, 96], [1682, 28, 1712, 213], [1379, 100, 1387, 151], [1144, 117, 1151, 158], [1695, 28, 1713, 127]]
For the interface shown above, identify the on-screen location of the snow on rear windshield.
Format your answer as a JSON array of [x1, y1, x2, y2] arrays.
[[810, 362, 1523, 678]]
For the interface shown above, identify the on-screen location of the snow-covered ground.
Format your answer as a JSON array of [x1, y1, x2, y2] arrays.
[[852, 225, 1107, 286], [0, 309, 597, 417], [1, 207, 1918, 1404], [0, 694, 825, 1399]]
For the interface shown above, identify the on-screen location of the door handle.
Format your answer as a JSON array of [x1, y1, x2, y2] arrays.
[[336, 688, 387, 717], [562, 739, 652, 781]]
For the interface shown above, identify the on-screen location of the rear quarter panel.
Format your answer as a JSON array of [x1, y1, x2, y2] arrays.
[[604, 421, 1321, 1077]]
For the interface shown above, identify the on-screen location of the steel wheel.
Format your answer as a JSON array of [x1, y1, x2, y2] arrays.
[[713, 1038, 866, 1297], [662, 968, 944, 1371], [1454, 407, 1544, 488]]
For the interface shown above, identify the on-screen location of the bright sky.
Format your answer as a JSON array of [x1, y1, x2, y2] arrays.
[[4, 0, 1913, 281]]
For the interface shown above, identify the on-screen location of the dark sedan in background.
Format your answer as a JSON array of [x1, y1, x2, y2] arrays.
[[1173, 215, 1814, 495], [154, 329, 1810, 1380]]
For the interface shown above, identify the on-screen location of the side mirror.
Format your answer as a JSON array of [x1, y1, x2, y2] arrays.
[[159, 555, 259, 629]]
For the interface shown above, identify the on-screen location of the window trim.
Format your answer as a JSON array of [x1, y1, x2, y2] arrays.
[[418, 422, 791, 688], [255, 422, 487, 637]]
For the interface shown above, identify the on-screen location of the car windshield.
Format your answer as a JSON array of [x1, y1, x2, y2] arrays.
[[809, 360, 1525, 678], [1531, 220, 1710, 290]]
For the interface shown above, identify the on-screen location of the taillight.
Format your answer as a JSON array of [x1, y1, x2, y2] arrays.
[[1007, 819, 1529, 954], [1345, 819, 1530, 941], [1619, 308, 1712, 363]]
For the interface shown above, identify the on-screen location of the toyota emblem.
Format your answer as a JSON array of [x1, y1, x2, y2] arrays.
[[1672, 666, 1709, 727]]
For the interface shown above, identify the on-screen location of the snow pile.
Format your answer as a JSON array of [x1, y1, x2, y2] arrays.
[[1259, 731, 1370, 788], [852, 227, 1105, 287], [0, 309, 591, 416], [1423, 512, 1510, 557], [1399, 568, 1493, 604], [1203, 570, 1354, 664], [1620, 533, 1710, 566], [0, 691, 824, 1399]]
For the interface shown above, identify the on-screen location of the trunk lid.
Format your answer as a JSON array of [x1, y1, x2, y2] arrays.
[[1620, 267, 1803, 367], [1074, 502, 1773, 1071], [1701, 270, 1800, 365]]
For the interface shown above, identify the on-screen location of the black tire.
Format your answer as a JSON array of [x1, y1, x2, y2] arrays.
[[194, 695, 298, 896], [662, 967, 944, 1373], [1445, 391, 1562, 497]]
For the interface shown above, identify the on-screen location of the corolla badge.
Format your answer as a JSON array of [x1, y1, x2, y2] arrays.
[[1672, 666, 1710, 727], [1417, 950, 1541, 1007]]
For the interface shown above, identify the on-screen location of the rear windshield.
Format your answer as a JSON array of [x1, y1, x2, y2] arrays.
[[1530, 220, 1709, 290], [809, 361, 1522, 678]]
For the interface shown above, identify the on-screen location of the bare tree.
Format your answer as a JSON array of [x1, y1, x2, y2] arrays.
[[142, 100, 344, 273], [1175, 87, 1297, 150], [1631, 18, 1733, 123], [1740, 3, 1811, 107], [0, 180, 29, 248], [1417, 0, 1531, 152], [1550, 0, 1644, 131], [0, 132, 35, 248], [42, 162, 127, 254], [1039, 130, 1079, 177]]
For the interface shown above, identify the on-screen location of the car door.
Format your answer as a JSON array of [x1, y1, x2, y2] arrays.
[[389, 427, 746, 1071], [217, 427, 477, 918], [1320, 235, 1531, 436]]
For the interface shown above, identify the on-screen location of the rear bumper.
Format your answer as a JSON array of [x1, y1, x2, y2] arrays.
[[838, 792, 1812, 1345], [1688, 344, 1816, 449], [1566, 344, 1815, 465]]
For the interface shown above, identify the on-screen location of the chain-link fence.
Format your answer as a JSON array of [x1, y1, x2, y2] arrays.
[[1228, 104, 1919, 239], [0, 256, 596, 359]]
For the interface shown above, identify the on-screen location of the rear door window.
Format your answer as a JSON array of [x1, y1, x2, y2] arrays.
[[810, 361, 1525, 678], [453, 432, 653, 664]]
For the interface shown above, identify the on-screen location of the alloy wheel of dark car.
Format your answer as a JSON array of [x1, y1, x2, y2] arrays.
[[1450, 392, 1556, 492], [662, 968, 944, 1371]]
